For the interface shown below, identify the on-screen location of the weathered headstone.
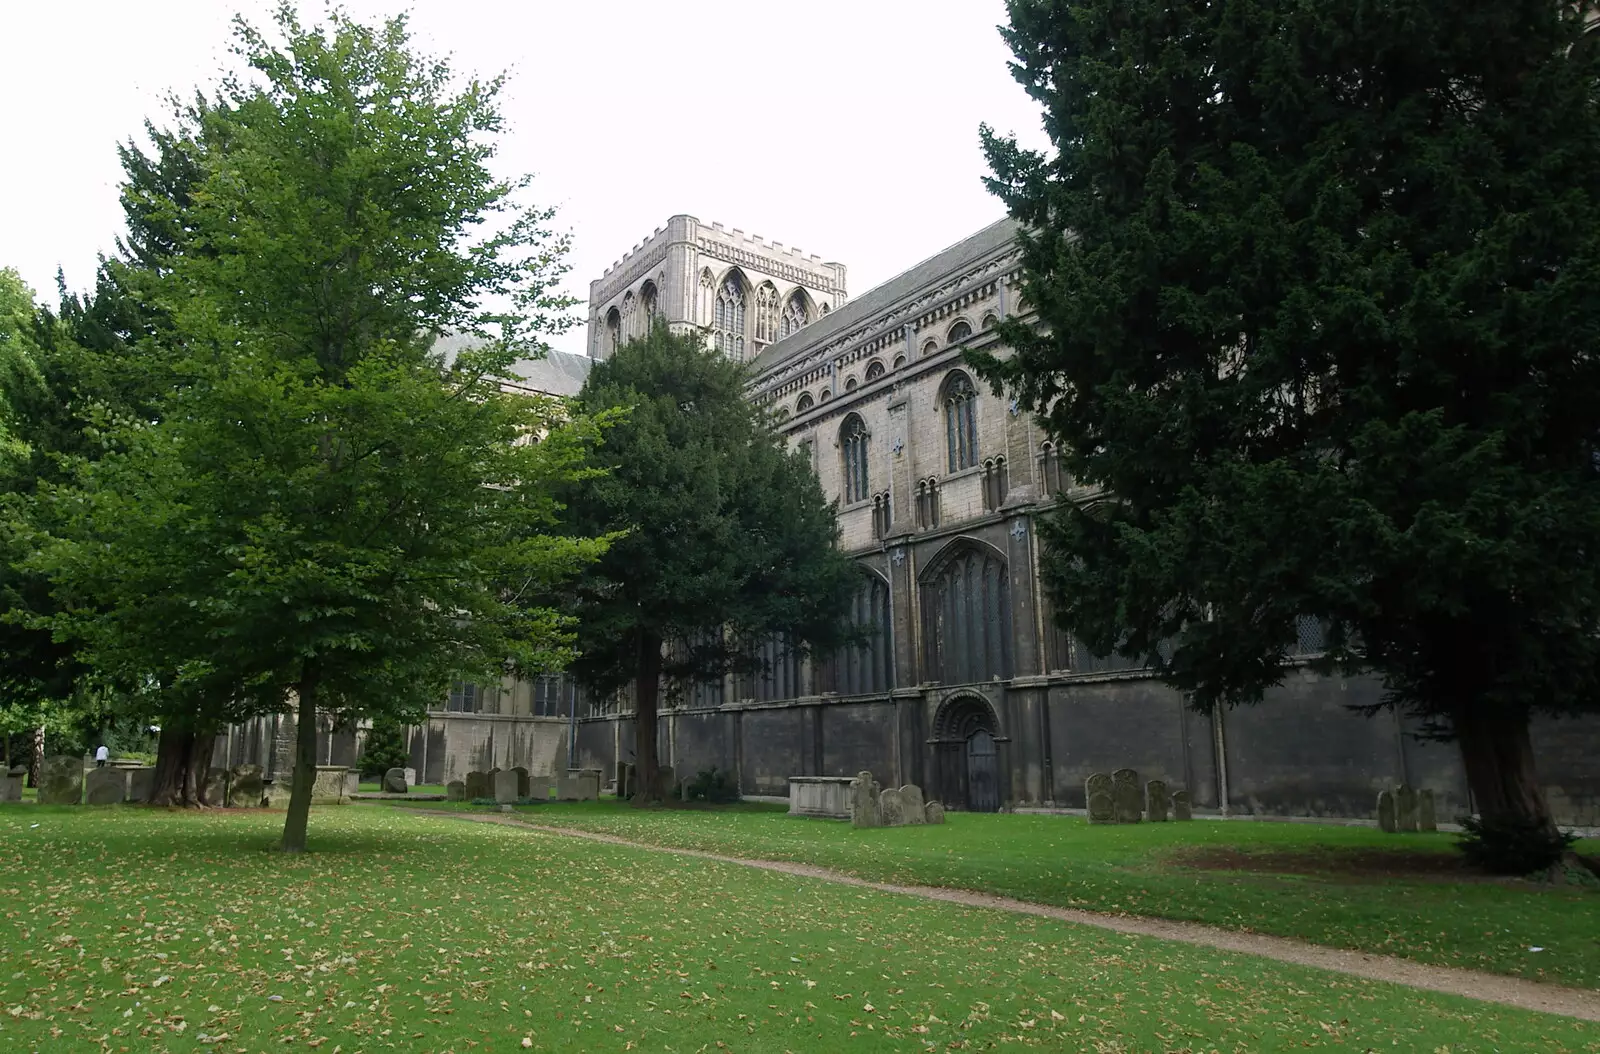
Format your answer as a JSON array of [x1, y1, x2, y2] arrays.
[[494, 769, 519, 804], [1111, 768, 1142, 824], [1085, 772, 1114, 824], [898, 784, 926, 825], [1395, 784, 1418, 833], [616, 762, 634, 800], [125, 768, 155, 804], [879, 787, 904, 826], [85, 766, 126, 805], [403, 767, 417, 788], [1145, 779, 1170, 823], [446, 780, 466, 802], [342, 770, 359, 798], [1171, 789, 1192, 821], [653, 765, 676, 802], [228, 764, 264, 808], [555, 775, 582, 801], [1, 766, 24, 802], [464, 770, 488, 800], [202, 767, 229, 807], [849, 770, 882, 828], [383, 768, 408, 794], [512, 767, 531, 798], [1376, 789, 1396, 833], [568, 769, 600, 801], [311, 766, 348, 804], [1418, 789, 1437, 832], [923, 800, 946, 824], [39, 755, 84, 804]]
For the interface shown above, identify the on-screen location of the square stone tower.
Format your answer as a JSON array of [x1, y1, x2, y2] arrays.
[[587, 214, 847, 363]]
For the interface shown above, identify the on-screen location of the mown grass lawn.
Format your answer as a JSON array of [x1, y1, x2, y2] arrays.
[[404, 799, 1600, 990], [1, 806, 1595, 1052]]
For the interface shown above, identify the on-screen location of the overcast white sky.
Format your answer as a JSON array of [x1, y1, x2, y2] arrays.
[[0, 1, 1049, 355]]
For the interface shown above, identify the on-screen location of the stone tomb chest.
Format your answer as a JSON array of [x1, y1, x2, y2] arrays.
[[788, 776, 855, 819]]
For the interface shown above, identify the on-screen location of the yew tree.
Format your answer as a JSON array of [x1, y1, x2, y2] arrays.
[[561, 324, 859, 803], [35, 5, 607, 850], [979, 0, 1600, 843]]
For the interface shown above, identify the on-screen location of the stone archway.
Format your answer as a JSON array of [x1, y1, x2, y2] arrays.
[[929, 694, 1005, 812]]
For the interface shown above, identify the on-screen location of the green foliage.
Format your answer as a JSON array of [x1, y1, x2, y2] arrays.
[[357, 719, 411, 779], [563, 323, 859, 696], [978, 0, 1600, 825], [1457, 815, 1579, 876], [30, 4, 611, 847], [679, 766, 741, 804]]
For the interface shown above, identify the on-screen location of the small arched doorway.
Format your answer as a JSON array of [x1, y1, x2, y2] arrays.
[[930, 695, 1004, 812]]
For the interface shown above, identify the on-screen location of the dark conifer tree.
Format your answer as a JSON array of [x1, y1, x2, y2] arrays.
[[979, 0, 1600, 855]]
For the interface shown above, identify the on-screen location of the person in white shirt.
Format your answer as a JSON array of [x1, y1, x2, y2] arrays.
[[94, 744, 109, 768]]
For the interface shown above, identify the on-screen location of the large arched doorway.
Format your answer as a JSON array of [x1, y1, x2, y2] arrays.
[[930, 695, 1004, 812]]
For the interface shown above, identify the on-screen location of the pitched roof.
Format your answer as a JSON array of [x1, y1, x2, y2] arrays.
[[748, 216, 1019, 377], [430, 334, 594, 397]]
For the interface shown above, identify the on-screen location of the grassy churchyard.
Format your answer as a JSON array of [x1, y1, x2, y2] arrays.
[[0, 805, 1595, 1053], [402, 799, 1600, 989]]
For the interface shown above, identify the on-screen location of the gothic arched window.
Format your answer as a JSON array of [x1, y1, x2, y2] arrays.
[[780, 290, 810, 338], [641, 281, 659, 324], [819, 572, 894, 695], [605, 308, 622, 355], [620, 291, 637, 341], [1038, 440, 1065, 495], [841, 413, 869, 504], [981, 455, 1008, 511], [981, 313, 999, 330], [865, 360, 885, 382], [715, 272, 747, 358], [698, 268, 715, 326], [947, 320, 973, 343], [796, 392, 814, 414], [922, 544, 1012, 684], [942, 371, 979, 471], [754, 282, 779, 343]]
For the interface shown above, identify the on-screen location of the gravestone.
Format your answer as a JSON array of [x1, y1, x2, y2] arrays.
[[1145, 780, 1170, 823], [1111, 768, 1142, 824], [1084, 773, 1114, 824], [1171, 790, 1192, 821], [1, 766, 25, 803], [616, 762, 634, 800], [555, 775, 582, 801], [125, 767, 155, 804], [898, 784, 926, 825], [202, 767, 228, 807], [494, 769, 519, 804], [923, 800, 946, 824], [512, 767, 530, 798], [1376, 789, 1396, 833], [849, 771, 882, 828], [383, 768, 408, 794], [342, 770, 359, 798], [1395, 785, 1418, 833], [568, 770, 600, 801], [1418, 789, 1437, 832], [311, 766, 347, 804], [464, 770, 488, 800], [879, 787, 904, 826], [446, 780, 466, 802], [653, 765, 676, 802], [39, 755, 84, 804], [228, 764, 264, 808], [403, 767, 417, 787], [85, 766, 126, 805]]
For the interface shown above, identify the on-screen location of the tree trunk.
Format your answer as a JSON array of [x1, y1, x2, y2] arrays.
[[30, 725, 44, 788], [632, 632, 663, 805], [150, 728, 194, 806], [190, 732, 216, 806], [1453, 705, 1555, 833], [281, 668, 319, 853]]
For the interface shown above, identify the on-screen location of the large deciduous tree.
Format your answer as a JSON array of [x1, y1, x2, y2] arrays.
[[34, 5, 608, 850], [561, 324, 859, 803], [979, 1, 1600, 851]]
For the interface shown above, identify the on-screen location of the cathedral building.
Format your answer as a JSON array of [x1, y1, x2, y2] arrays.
[[570, 213, 1600, 824]]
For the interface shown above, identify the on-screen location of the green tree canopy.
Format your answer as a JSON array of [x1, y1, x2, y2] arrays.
[[33, 4, 609, 849], [561, 324, 859, 802], [978, 0, 1600, 841]]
